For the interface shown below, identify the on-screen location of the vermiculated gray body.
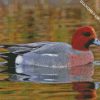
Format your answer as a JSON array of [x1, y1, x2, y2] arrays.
[[15, 42, 78, 67]]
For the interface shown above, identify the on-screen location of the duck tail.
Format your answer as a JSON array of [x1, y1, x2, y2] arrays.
[[0, 52, 18, 61], [0, 54, 8, 60], [0, 53, 8, 68], [0, 44, 17, 49], [0, 61, 8, 66], [0, 44, 32, 55], [0, 52, 18, 67]]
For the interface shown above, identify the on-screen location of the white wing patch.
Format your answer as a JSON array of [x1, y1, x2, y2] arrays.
[[15, 55, 23, 64], [41, 54, 58, 57]]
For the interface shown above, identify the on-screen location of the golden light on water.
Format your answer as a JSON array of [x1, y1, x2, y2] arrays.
[[0, 0, 100, 100], [0, 0, 99, 43]]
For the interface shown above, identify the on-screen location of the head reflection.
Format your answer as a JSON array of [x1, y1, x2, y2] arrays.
[[73, 82, 97, 100]]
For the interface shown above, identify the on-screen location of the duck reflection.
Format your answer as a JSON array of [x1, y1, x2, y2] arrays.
[[73, 82, 97, 100], [8, 63, 94, 83], [0, 62, 98, 100]]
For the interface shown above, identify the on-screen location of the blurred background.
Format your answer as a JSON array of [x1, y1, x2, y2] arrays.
[[0, 0, 100, 44], [0, 1, 100, 100]]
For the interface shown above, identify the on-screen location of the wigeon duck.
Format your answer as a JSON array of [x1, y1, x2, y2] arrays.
[[0, 26, 100, 68]]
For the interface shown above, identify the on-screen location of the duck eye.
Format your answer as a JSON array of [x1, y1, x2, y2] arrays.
[[83, 32, 91, 37]]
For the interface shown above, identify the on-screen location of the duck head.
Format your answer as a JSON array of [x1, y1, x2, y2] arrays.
[[72, 26, 100, 51]]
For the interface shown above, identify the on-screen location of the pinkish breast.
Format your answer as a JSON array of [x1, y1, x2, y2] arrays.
[[68, 51, 94, 67]]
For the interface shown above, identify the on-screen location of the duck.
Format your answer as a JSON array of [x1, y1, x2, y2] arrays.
[[0, 26, 100, 68]]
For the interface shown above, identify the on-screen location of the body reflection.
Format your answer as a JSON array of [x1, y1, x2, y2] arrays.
[[9, 63, 94, 83], [0, 62, 98, 100]]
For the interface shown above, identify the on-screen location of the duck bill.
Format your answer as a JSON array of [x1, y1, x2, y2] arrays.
[[93, 39, 100, 46]]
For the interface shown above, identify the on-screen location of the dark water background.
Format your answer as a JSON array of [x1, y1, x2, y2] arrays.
[[0, 0, 100, 100]]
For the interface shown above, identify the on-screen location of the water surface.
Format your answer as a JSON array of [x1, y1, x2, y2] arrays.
[[0, 0, 100, 99]]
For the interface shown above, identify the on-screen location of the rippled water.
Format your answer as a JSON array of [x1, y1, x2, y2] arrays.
[[0, 44, 100, 100], [0, 0, 100, 100]]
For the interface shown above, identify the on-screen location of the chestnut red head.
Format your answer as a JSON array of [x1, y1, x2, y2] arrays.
[[72, 26, 100, 51]]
